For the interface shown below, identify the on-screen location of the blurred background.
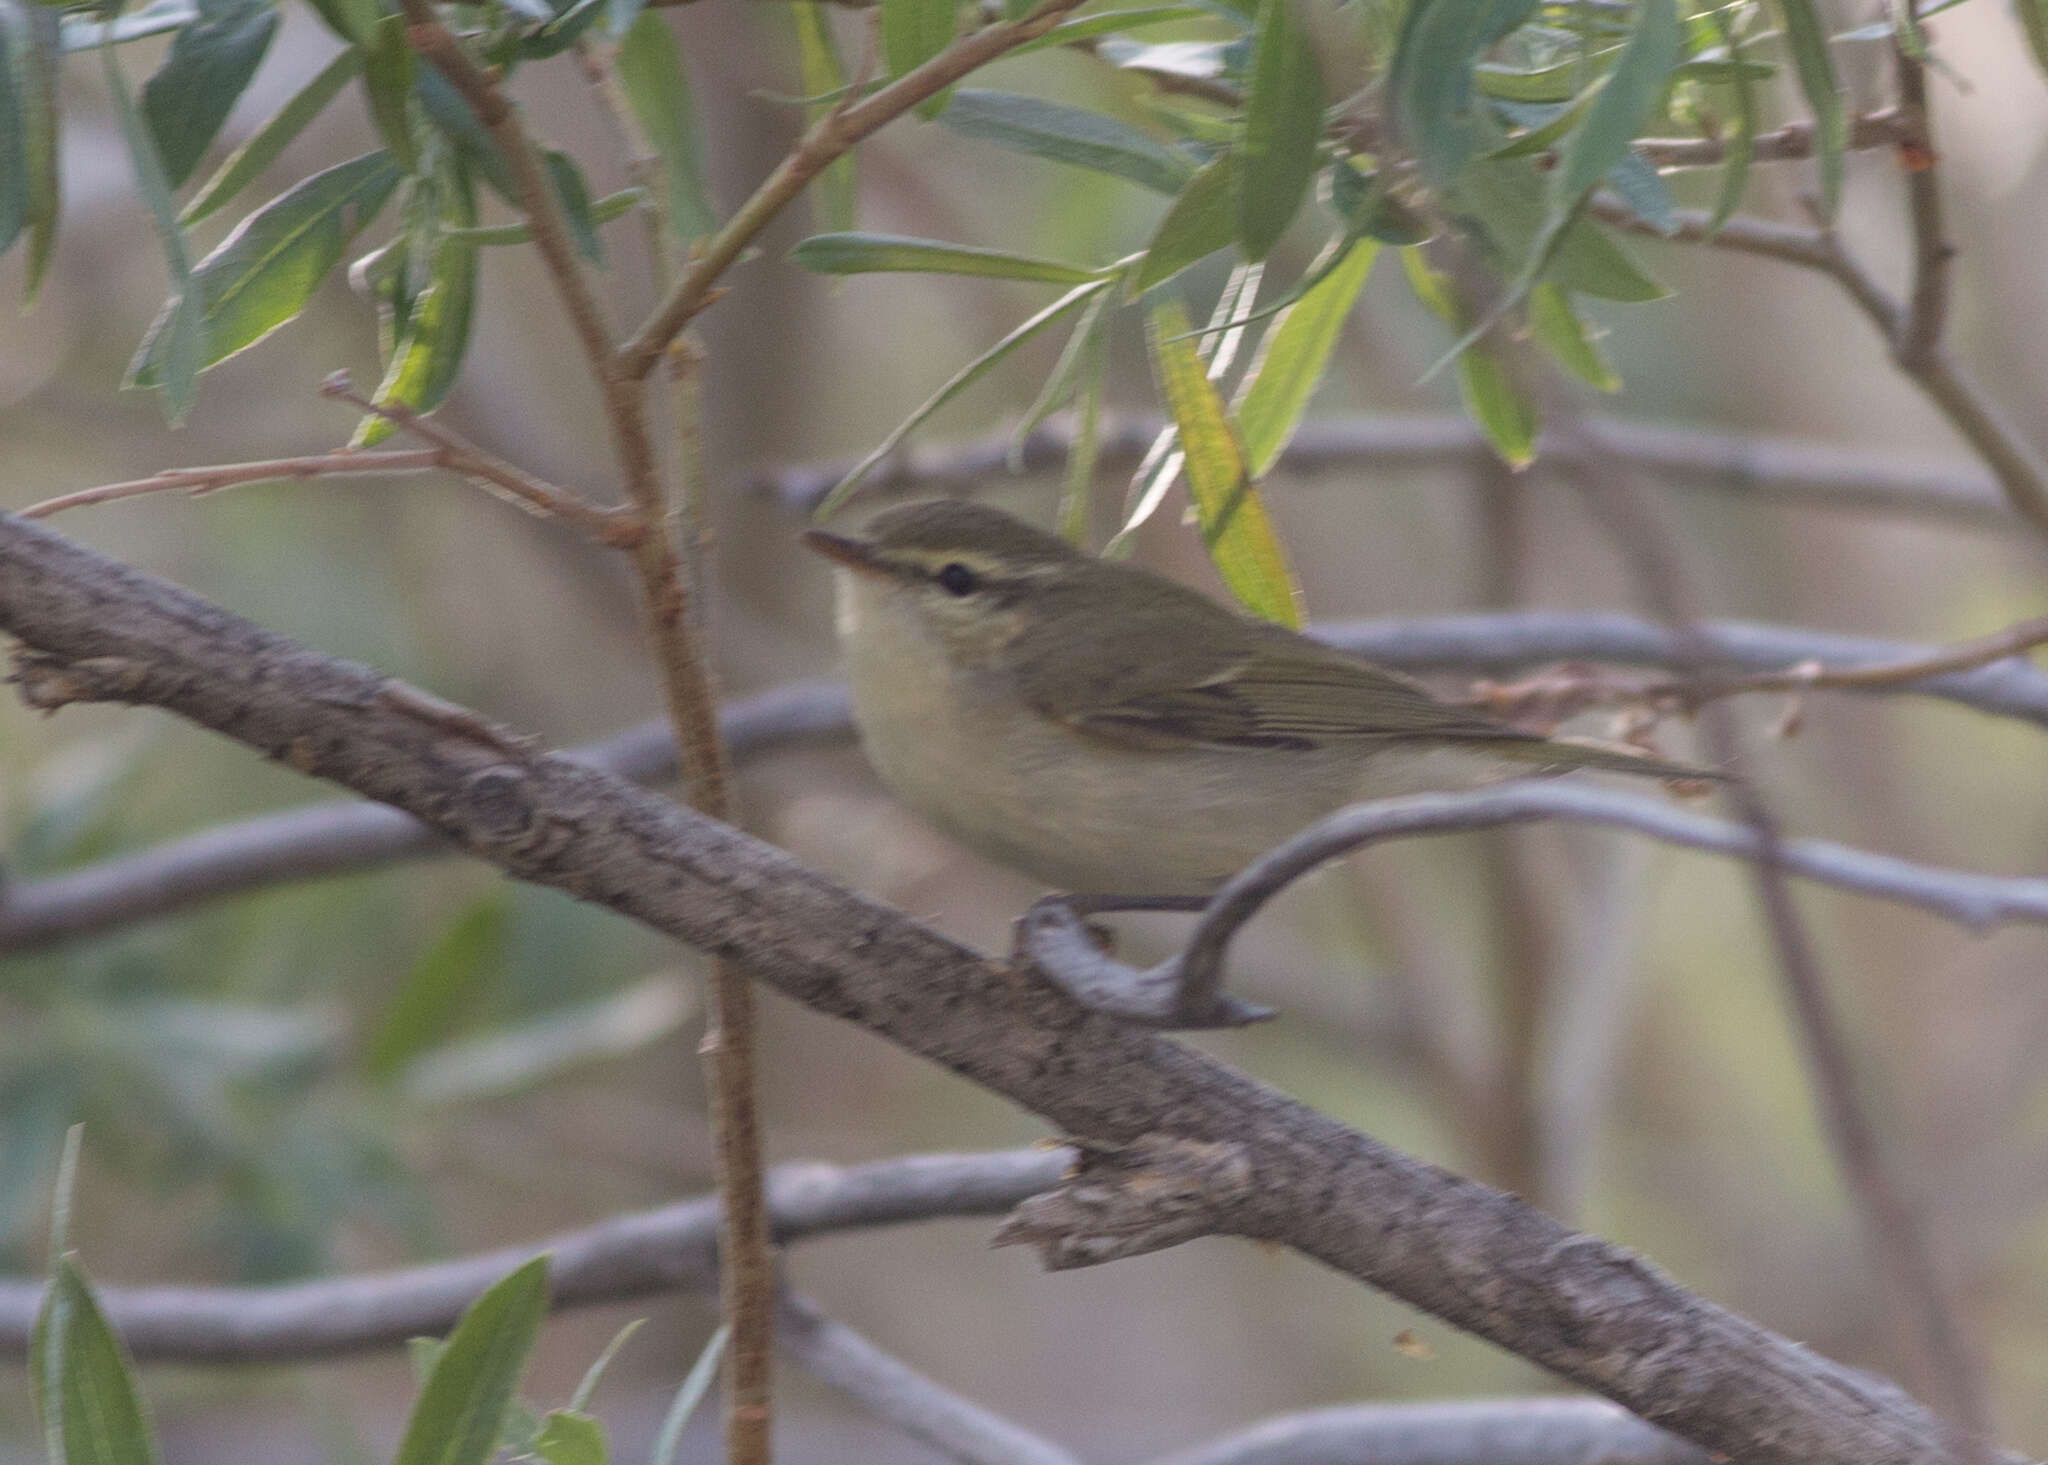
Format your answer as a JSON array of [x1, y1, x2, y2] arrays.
[[3, 0, 2048, 1457]]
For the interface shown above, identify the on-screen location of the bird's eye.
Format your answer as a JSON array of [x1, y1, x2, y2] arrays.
[[936, 562, 980, 597]]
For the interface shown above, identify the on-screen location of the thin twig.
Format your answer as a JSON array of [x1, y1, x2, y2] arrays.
[[1592, 202, 2048, 537], [18, 451, 447, 520], [1891, 33, 1951, 371], [618, 0, 1091, 378], [1329, 109, 1910, 170], [776, 1290, 1082, 1465], [1015, 782, 2048, 1028]]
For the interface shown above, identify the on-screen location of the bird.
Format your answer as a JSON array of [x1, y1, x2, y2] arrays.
[[805, 498, 1715, 897]]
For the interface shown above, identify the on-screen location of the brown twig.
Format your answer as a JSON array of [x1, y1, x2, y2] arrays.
[[1328, 109, 1910, 170], [1891, 36, 1951, 371], [617, 0, 1092, 378], [17, 451, 447, 520]]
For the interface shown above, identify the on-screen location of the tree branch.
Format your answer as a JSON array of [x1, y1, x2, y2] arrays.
[[754, 413, 2014, 529], [0, 1149, 1064, 1363], [0, 512, 2015, 1465], [1146, 1398, 1712, 1465]]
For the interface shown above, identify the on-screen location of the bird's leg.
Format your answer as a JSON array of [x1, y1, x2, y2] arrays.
[[1012, 894, 1275, 1029]]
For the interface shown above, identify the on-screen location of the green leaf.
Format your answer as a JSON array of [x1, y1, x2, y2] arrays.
[[617, 13, 714, 241], [544, 148, 604, 264], [104, 35, 204, 423], [569, 1319, 645, 1413], [651, 1328, 728, 1465], [790, 230, 1106, 284], [1, 0, 61, 303], [1134, 151, 1236, 293], [1325, 161, 1430, 244], [33, 1258, 162, 1465], [882, 0, 956, 114], [182, 47, 360, 225], [940, 89, 1194, 195], [392, 1257, 550, 1465], [365, 898, 506, 1079], [140, 0, 276, 189], [356, 162, 477, 446], [416, 67, 517, 203], [1145, 298, 1301, 627], [1234, 237, 1373, 477], [1549, 0, 1677, 209], [1701, 4, 1754, 233], [1775, 0, 1844, 217], [1601, 148, 1676, 236], [1526, 281, 1616, 391], [1388, 0, 1539, 187], [302, 0, 376, 45], [1236, 0, 1321, 259], [1453, 156, 1664, 301], [363, 14, 418, 174], [59, 1, 200, 54], [130, 150, 403, 387], [399, 976, 694, 1105], [535, 1411, 606, 1465], [0, 17, 28, 256], [1400, 245, 1536, 467], [443, 186, 642, 245], [1056, 292, 1111, 544], [1009, 6, 1216, 58], [815, 278, 1114, 516], [792, 1, 855, 231], [1011, 283, 1112, 466]]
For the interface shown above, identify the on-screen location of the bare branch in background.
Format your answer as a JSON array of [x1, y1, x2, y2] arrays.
[[754, 413, 2014, 529], [1146, 1397, 1713, 1465], [776, 1291, 1083, 1465], [0, 1150, 1066, 1363], [0, 511, 2012, 1465], [18, 450, 447, 520]]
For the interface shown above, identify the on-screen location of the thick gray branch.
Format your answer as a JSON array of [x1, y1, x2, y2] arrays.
[[0, 513, 2008, 1465], [9, 612, 2047, 955], [0, 1149, 1065, 1363]]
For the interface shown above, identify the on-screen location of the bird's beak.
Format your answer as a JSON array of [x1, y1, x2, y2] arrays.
[[802, 528, 894, 578]]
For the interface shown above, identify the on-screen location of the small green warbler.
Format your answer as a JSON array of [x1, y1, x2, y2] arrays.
[[806, 499, 1712, 896]]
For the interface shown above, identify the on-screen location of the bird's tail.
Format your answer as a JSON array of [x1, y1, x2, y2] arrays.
[[1504, 735, 1729, 783]]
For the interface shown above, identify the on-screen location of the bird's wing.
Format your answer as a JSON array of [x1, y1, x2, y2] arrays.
[[1029, 618, 1538, 753]]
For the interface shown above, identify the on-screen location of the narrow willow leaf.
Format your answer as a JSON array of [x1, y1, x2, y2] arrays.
[[1388, 0, 1538, 188], [543, 148, 604, 263], [365, 898, 506, 1078], [1012, 284, 1111, 467], [568, 1319, 645, 1412], [182, 47, 360, 225], [1602, 149, 1676, 235], [792, 1, 854, 231], [940, 89, 1193, 195], [816, 278, 1114, 516], [131, 150, 402, 387], [1549, 0, 1677, 209], [1134, 151, 1236, 294], [1400, 245, 1536, 466], [1009, 6, 1214, 58], [1774, 0, 1844, 217], [1, 0, 60, 303], [1454, 155, 1665, 301], [1236, 0, 1322, 259], [1702, 6, 1753, 232], [1235, 237, 1374, 477], [534, 1411, 605, 1465], [1057, 299, 1111, 544], [1146, 298, 1302, 627], [651, 1328, 729, 1465], [363, 14, 418, 173], [303, 0, 376, 45], [0, 17, 27, 254], [141, 0, 276, 188], [882, 0, 956, 115], [617, 12, 714, 241], [59, 1, 198, 53], [416, 67, 517, 203], [33, 1258, 162, 1465], [790, 230, 1106, 284], [104, 35, 203, 422], [443, 187, 641, 244], [356, 160, 477, 445], [1526, 281, 1617, 391], [391, 1257, 550, 1465]]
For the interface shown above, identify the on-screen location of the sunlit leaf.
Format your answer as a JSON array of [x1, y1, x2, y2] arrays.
[[617, 12, 714, 241], [131, 151, 403, 386], [391, 1257, 550, 1465], [1236, 0, 1321, 259], [816, 278, 1114, 515], [1145, 298, 1301, 627], [182, 47, 360, 225], [1401, 245, 1536, 467], [1235, 237, 1374, 477], [1526, 281, 1617, 391], [534, 1411, 605, 1465], [33, 1258, 162, 1465], [790, 230, 1107, 284], [140, 0, 276, 189], [1009, 6, 1215, 58], [1134, 151, 1236, 294], [1775, 0, 1844, 217], [940, 89, 1194, 194]]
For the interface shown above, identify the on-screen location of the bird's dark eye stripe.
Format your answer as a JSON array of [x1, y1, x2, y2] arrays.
[[936, 562, 979, 596]]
